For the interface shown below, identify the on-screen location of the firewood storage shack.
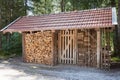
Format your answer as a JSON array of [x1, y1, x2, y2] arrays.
[[1, 7, 117, 68]]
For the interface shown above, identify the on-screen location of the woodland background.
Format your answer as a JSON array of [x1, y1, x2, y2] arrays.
[[0, 0, 120, 61]]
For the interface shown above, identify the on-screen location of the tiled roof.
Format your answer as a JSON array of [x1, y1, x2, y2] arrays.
[[2, 7, 117, 32]]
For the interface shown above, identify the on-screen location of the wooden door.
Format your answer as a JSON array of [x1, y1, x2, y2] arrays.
[[58, 30, 77, 64]]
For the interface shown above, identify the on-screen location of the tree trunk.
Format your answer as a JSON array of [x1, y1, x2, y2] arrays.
[[0, 33, 2, 50], [111, 0, 118, 57], [60, 0, 65, 12], [72, 0, 75, 10], [0, 8, 2, 50], [111, 0, 116, 7], [45, 0, 47, 14], [117, 0, 120, 57], [25, 0, 28, 15]]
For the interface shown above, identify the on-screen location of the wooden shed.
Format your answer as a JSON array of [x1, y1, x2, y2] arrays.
[[1, 7, 117, 68]]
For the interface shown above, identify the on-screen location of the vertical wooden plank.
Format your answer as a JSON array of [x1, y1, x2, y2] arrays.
[[73, 30, 75, 64], [72, 30, 74, 64], [62, 31, 64, 63], [69, 30, 71, 64], [71, 30, 73, 64], [22, 32, 25, 61], [60, 31, 62, 63], [96, 29, 101, 68], [51, 31, 55, 65], [62, 30, 65, 63], [65, 30, 66, 64], [75, 29, 78, 64], [101, 29, 103, 68], [58, 31, 61, 63], [61, 31, 63, 63], [72, 30, 75, 64], [68, 30, 70, 64], [66, 30, 68, 64], [88, 29, 90, 67], [72, 30, 73, 64]]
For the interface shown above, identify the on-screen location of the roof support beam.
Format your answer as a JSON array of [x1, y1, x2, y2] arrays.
[[51, 30, 55, 33], [96, 28, 101, 68]]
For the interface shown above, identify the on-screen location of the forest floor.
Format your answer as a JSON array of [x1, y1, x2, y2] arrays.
[[0, 57, 120, 80]]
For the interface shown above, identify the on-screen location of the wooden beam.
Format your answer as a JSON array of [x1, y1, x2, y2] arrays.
[[41, 30, 43, 32], [18, 31, 22, 34], [22, 32, 25, 61], [10, 32, 12, 34], [51, 30, 55, 33], [96, 29, 101, 68], [51, 31, 54, 66], [3, 31, 7, 34], [74, 29, 77, 64]]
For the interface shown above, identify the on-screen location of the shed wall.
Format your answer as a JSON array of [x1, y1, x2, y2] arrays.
[[22, 28, 112, 68]]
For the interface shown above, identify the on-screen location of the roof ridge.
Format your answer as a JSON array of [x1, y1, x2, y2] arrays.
[[23, 7, 112, 18]]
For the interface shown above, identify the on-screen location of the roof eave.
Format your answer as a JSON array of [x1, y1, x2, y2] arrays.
[[3, 25, 115, 33], [0, 17, 21, 32]]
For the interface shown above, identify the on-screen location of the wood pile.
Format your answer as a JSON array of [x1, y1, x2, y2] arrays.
[[77, 29, 97, 67], [23, 31, 54, 65], [101, 49, 111, 69], [100, 28, 112, 69]]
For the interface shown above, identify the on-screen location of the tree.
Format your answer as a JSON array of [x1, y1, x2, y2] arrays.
[[117, 0, 120, 57], [0, 0, 27, 54], [60, 0, 65, 12], [32, 0, 54, 15]]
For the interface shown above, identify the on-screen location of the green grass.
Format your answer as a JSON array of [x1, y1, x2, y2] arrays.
[[111, 57, 120, 62], [0, 50, 16, 59]]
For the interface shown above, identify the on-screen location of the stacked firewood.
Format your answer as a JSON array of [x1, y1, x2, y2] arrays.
[[77, 29, 97, 67], [24, 31, 53, 65]]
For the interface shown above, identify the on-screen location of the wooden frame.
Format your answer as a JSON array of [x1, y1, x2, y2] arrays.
[[58, 29, 77, 64]]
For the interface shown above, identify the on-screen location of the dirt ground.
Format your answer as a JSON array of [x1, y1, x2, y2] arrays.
[[0, 57, 120, 80]]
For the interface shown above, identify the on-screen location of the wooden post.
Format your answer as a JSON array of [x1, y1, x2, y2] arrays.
[[22, 32, 25, 61], [96, 29, 101, 68], [51, 30, 55, 66], [58, 31, 61, 63], [74, 29, 78, 64]]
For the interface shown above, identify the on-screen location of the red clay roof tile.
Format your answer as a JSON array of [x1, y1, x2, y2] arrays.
[[2, 7, 117, 32]]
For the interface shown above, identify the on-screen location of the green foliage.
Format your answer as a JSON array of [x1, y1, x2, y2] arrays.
[[0, 0, 118, 59], [2, 33, 22, 56], [0, 0, 26, 28], [0, 0, 26, 58], [32, 0, 54, 14]]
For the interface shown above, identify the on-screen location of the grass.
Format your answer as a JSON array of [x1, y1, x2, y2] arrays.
[[111, 57, 120, 62], [0, 50, 16, 59]]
